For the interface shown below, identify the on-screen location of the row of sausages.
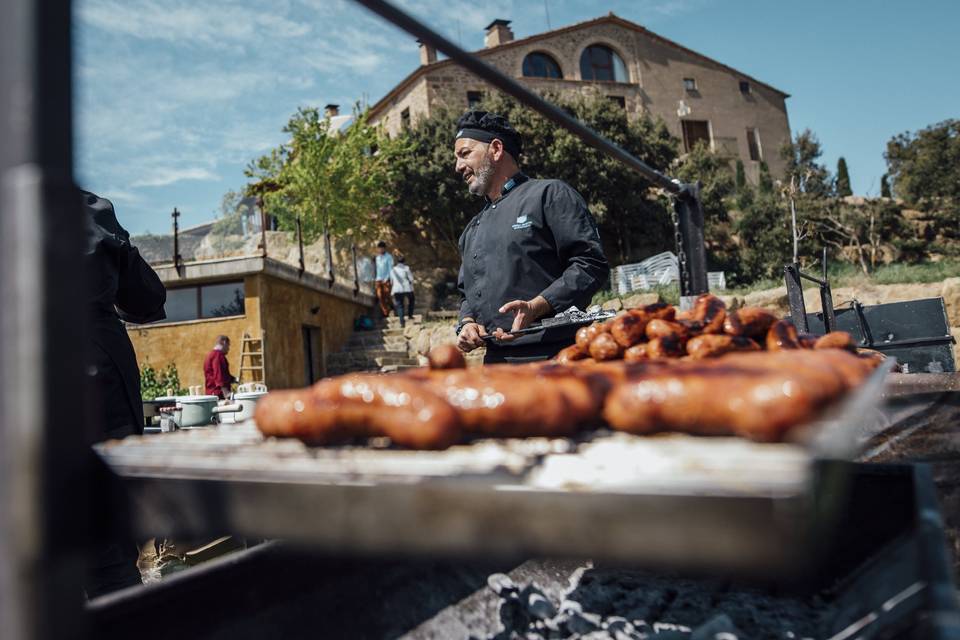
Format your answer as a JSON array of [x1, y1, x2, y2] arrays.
[[557, 294, 861, 364], [254, 340, 881, 450]]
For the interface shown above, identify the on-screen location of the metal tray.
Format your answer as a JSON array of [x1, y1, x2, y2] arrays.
[[96, 359, 895, 577]]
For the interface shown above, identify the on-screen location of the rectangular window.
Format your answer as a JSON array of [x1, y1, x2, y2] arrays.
[[683, 77, 697, 91], [164, 287, 200, 323], [608, 95, 626, 109], [739, 80, 751, 94], [466, 91, 483, 108], [159, 281, 245, 323], [681, 120, 711, 152], [400, 108, 410, 129], [201, 282, 245, 318], [746, 128, 762, 161]]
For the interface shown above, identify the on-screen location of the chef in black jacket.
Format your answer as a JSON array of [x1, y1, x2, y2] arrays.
[[84, 190, 166, 596], [453, 111, 610, 364]]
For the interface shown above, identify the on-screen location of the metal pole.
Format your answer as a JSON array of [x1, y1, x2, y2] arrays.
[[783, 264, 809, 333], [0, 0, 89, 637], [257, 196, 268, 258], [172, 207, 182, 274], [351, 0, 681, 196], [674, 182, 709, 298], [296, 216, 305, 275], [352, 244, 360, 295]]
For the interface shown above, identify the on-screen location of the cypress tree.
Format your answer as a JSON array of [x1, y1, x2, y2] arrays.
[[836, 157, 852, 196], [758, 161, 773, 194], [735, 159, 746, 191], [880, 174, 892, 198]]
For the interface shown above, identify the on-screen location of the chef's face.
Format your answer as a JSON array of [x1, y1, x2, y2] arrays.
[[455, 138, 495, 196]]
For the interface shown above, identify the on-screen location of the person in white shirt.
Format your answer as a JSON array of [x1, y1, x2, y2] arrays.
[[390, 256, 415, 327]]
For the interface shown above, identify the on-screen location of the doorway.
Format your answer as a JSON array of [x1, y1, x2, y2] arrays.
[[302, 325, 324, 384]]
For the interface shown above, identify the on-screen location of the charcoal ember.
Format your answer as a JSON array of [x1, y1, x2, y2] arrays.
[[565, 611, 602, 635], [527, 591, 557, 620], [559, 599, 583, 615], [690, 613, 742, 640], [488, 572, 518, 595]]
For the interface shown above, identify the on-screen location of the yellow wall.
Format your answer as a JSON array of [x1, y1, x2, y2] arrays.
[[129, 276, 261, 390], [128, 273, 365, 392], [258, 274, 364, 390]]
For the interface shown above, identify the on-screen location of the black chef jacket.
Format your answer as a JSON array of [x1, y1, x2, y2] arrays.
[[85, 191, 166, 441], [457, 173, 609, 353]]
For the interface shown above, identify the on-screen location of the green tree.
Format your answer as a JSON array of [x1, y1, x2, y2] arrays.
[[884, 120, 960, 250], [885, 119, 960, 204], [245, 106, 402, 243], [735, 190, 792, 282], [140, 363, 186, 401], [673, 142, 738, 273], [781, 129, 832, 197], [734, 159, 746, 191], [836, 157, 852, 197], [880, 174, 892, 198]]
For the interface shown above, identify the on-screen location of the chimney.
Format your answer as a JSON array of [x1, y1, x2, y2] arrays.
[[484, 19, 514, 48], [417, 39, 437, 66], [324, 104, 340, 118]]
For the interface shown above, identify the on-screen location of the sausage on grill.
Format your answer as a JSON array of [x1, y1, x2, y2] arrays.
[[767, 319, 801, 350], [589, 332, 624, 361], [814, 331, 858, 352], [723, 308, 777, 338], [686, 334, 761, 359], [610, 313, 648, 348], [255, 374, 462, 449]]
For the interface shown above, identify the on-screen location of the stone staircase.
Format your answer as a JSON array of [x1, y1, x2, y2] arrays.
[[326, 315, 423, 375]]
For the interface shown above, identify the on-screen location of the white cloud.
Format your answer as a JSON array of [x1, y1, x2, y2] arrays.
[[131, 167, 219, 188]]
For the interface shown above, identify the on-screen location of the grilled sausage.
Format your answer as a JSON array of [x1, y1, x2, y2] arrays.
[[555, 343, 588, 364], [576, 322, 610, 351], [645, 318, 691, 342], [798, 334, 819, 349], [589, 332, 624, 361], [604, 350, 865, 441], [814, 331, 858, 352], [255, 375, 461, 449], [766, 319, 801, 350], [723, 307, 777, 338], [646, 335, 686, 359], [610, 313, 648, 348], [428, 344, 467, 369], [623, 343, 648, 362], [691, 294, 727, 334], [686, 334, 761, 359], [422, 368, 579, 437], [632, 302, 676, 322]]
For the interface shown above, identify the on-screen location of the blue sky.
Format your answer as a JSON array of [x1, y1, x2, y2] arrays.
[[75, 0, 960, 235]]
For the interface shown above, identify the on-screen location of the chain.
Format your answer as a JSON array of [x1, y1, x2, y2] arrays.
[[670, 195, 691, 295]]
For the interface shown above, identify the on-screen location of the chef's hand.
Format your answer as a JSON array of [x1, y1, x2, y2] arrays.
[[457, 320, 488, 353], [494, 296, 553, 343]]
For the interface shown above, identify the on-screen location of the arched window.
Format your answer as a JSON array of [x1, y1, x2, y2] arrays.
[[579, 45, 628, 82], [522, 52, 563, 79]]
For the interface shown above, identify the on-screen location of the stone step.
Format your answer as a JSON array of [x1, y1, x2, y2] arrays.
[[345, 336, 408, 349], [329, 348, 409, 360]]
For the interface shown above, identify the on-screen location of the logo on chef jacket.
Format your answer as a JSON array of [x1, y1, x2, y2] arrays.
[[511, 214, 533, 231]]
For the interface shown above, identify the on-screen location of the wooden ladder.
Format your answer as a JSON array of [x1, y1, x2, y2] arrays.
[[238, 331, 265, 383]]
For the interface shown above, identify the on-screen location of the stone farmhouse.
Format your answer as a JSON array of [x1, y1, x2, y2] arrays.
[[367, 13, 791, 183]]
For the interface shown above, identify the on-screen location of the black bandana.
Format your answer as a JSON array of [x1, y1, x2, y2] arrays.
[[455, 110, 523, 160]]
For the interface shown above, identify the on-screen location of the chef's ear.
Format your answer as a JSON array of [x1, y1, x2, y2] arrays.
[[488, 138, 505, 162]]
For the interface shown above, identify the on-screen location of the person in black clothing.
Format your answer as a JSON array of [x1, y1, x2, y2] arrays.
[[453, 111, 610, 364], [84, 190, 166, 597]]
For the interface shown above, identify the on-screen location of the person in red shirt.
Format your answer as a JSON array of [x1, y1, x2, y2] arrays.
[[203, 335, 235, 398]]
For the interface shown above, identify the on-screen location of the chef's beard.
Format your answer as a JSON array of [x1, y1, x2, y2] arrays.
[[468, 148, 495, 196]]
